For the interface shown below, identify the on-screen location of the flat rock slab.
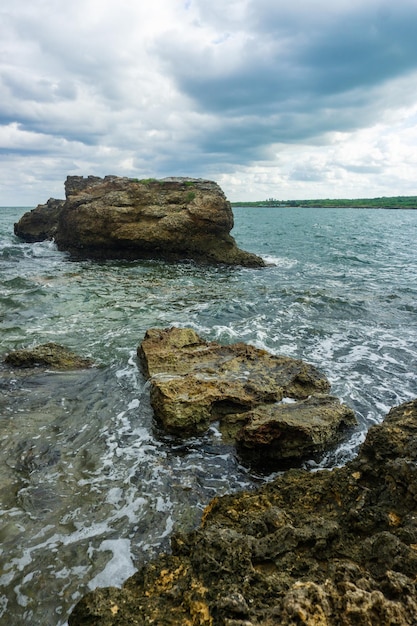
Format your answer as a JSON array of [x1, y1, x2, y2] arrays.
[[138, 327, 356, 466], [4, 343, 94, 369]]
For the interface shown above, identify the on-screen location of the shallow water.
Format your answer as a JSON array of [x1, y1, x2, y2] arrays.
[[0, 205, 416, 625]]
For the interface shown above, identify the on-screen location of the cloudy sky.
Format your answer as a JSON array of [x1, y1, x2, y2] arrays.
[[1, 0, 417, 205]]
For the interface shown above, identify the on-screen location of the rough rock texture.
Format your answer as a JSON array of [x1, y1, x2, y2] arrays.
[[236, 394, 357, 465], [14, 198, 65, 242], [69, 398, 417, 625], [14, 176, 264, 266], [137, 327, 356, 467], [4, 343, 94, 369]]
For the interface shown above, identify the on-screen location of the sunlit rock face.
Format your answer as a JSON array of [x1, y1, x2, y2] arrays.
[[15, 175, 265, 266]]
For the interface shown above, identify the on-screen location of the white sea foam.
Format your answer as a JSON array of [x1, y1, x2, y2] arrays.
[[261, 254, 298, 268], [87, 539, 136, 590]]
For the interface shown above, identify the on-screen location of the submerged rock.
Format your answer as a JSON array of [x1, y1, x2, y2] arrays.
[[69, 398, 417, 625], [4, 343, 94, 369], [138, 327, 356, 467], [14, 175, 264, 266]]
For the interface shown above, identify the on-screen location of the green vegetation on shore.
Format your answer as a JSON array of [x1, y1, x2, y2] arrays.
[[232, 195, 417, 209]]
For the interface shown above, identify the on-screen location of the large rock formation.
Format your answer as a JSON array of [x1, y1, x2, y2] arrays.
[[138, 327, 356, 468], [14, 176, 264, 266], [69, 398, 417, 626]]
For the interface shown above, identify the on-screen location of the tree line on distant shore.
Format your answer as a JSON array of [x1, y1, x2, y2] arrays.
[[232, 196, 417, 209]]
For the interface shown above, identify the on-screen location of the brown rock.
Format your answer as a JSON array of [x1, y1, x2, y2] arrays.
[[138, 327, 334, 441], [14, 176, 264, 266], [69, 399, 417, 626], [4, 343, 94, 369], [14, 198, 65, 242], [236, 394, 357, 466]]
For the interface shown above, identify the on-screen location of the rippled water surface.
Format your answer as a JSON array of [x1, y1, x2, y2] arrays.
[[1, 205, 416, 625]]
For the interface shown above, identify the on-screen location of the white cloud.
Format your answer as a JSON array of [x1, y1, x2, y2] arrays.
[[219, 101, 417, 201], [1, 0, 417, 204]]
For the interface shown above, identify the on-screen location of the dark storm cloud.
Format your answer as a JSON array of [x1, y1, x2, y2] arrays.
[[157, 2, 417, 128]]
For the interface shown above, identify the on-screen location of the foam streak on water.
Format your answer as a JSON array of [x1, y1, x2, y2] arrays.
[[0, 205, 416, 625]]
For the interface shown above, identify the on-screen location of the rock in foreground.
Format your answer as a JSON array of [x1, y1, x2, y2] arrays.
[[138, 327, 356, 467], [69, 399, 417, 626], [14, 176, 265, 266]]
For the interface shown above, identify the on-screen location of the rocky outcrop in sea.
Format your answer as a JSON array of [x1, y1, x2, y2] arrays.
[[138, 327, 357, 469], [69, 398, 417, 625], [4, 342, 94, 369], [14, 176, 264, 266]]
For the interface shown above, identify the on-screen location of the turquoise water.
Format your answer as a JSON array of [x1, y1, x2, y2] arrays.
[[1, 205, 416, 624]]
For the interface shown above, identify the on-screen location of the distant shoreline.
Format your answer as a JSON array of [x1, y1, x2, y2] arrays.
[[232, 196, 417, 210]]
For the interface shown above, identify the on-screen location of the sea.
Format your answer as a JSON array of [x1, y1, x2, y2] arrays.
[[0, 205, 416, 625]]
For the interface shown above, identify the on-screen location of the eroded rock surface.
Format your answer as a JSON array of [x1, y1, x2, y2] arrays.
[[69, 398, 417, 626], [14, 176, 264, 266], [236, 393, 357, 465], [137, 327, 356, 467]]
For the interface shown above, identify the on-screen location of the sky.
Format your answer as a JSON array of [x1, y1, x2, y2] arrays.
[[1, 0, 417, 205]]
